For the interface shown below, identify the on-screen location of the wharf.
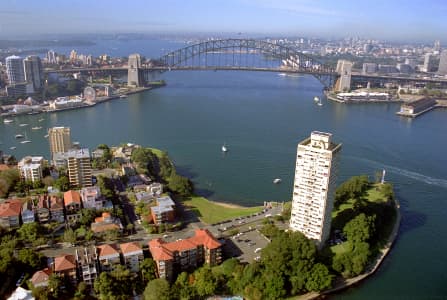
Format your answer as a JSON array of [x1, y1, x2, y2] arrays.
[[396, 98, 446, 118]]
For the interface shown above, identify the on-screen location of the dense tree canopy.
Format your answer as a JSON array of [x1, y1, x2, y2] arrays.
[[143, 278, 171, 300]]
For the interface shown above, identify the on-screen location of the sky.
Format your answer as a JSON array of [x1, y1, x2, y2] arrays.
[[1, 0, 446, 42]]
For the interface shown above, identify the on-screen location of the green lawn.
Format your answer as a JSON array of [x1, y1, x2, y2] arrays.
[[330, 241, 351, 255], [366, 184, 389, 203], [183, 196, 264, 224]]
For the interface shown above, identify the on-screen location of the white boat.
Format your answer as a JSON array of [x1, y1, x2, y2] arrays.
[[38, 118, 45, 122], [3, 119, 14, 124], [317, 97, 323, 106], [222, 143, 228, 152], [314, 96, 320, 102], [21, 140, 31, 144], [19, 123, 29, 127], [15, 134, 24, 139], [44, 134, 49, 138], [9, 146, 16, 150], [278, 73, 287, 77], [273, 178, 282, 184], [119, 95, 128, 98], [31, 126, 42, 130]]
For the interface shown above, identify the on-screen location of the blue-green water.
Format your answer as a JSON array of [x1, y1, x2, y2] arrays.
[[2, 40, 447, 299]]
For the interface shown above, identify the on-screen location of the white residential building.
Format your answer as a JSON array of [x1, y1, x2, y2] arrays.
[[80, 186, 103, 209], [18, 156, 44, 182], [289, 131, 341, 246]]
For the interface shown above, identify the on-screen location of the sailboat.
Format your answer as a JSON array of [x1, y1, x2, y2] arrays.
[[20, 132, 31, 144], [317, 97, 323, 106], [222, 143, 228, 152]]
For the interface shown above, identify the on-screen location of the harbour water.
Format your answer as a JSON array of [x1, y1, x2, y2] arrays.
[[1, 39, 447, 298]]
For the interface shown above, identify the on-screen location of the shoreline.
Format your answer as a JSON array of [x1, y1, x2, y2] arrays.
[[296, 197, 401, 300]]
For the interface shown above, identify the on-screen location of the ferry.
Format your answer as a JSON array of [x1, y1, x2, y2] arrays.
[[3, 119, 14, 124]]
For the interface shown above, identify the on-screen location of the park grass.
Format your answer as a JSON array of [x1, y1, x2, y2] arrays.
[[330, 241, 352, 255], [183, 196, 263, 224]]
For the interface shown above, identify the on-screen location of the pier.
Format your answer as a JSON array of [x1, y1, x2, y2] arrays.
[[396, 97, 447, 118]]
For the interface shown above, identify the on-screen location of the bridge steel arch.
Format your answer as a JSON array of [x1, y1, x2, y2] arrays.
[[156, 39, 338, 88]]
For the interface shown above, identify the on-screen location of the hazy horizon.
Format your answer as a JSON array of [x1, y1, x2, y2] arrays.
[[0, 0, 446, 43]]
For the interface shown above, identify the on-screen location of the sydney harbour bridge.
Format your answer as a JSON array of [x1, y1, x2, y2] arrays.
[[46, 38, 447, 90]]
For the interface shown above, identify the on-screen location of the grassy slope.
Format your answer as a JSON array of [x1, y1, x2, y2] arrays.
[[183, 196, 263, 224]]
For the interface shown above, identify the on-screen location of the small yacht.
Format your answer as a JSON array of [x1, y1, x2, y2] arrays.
[[9, 146, 16, 150], [31, 126, 42, 130], [19, 123, 29, 127], [222, 143, 228, 152], [38, 118, 45, 122], [119, 94, 128, 98], [3, 119, 14, 124], [21, 140, 32, 144], [314, 96, 320, 102], [317, 97, 323, 106], [273, 178, 282, 184], [15, 134, 24, 139], [44, 134, 49, 138]]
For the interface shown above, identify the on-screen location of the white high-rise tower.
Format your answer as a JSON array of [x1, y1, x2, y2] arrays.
[[289, 131, 341, 246]]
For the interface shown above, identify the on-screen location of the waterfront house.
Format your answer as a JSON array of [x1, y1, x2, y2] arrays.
[[120, 242, 144, 273], [30, 268, 51, 288], [97, 244, 121, 272], [36, 195, 50, 223], [150, 195, 176, 225], [21, 199, 35, 224], [0, 199, 22, 229], [80, 186, 104, 210], [49, 195, 65, 223], [53, 254, 77, 286], [91, 212, 123, 234], [75, 246, 99, 286], [64, 190, 82, 223]]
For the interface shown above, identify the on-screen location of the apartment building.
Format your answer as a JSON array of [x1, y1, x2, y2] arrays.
[[289, 131, 341, 246]]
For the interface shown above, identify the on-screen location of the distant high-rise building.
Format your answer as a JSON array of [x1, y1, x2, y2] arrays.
[[48, 127, 72, 157], [67, 148, 92, 188], [47, 50, 57, 64], [23, 55, 43, 90], [362, 63, 377, 74], [434, 40, 441, 52], [438, 50, 447, 75], [404, 58, 418, 69], [423, 53, 437, 72], [69, 50, 78, 62], [128, 53, 144, 87], [289, 131, 341, 246], [335, 60, 353, 92], [5, 55, 25, 84]]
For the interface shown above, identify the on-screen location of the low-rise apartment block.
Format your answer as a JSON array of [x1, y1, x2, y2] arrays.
[[0, 199, 22, 229]]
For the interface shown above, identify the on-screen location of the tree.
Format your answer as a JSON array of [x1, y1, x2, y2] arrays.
[[304, 263, 333, 292], [168, 173, 193, 197], [94, 266, 133, 300], [343, 213, 376, 244], [173, 272, 196, 300], [18, 222, 42, 243], [18, 248, 42, 269], [42, 176, 55, 187], [79, 209, 97, 226], [47, 274, 63, 299], [140, 258, 157, 283], [0, 168, 20, 197], [63, 228, 77, 245], [54, 175, 70, 192], [73, 282, 91, 300], [193, 266, 218, 297], [143, 278, 171, 300]]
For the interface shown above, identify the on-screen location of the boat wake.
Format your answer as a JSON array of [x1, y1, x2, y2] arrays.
[[350, 156, 447, 189]]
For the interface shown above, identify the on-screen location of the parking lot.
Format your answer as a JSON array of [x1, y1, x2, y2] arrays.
[[224, 229, 270, 263]]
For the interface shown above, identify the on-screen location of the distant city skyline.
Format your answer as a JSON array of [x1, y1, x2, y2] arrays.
[[0, 0, 447, 42]]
